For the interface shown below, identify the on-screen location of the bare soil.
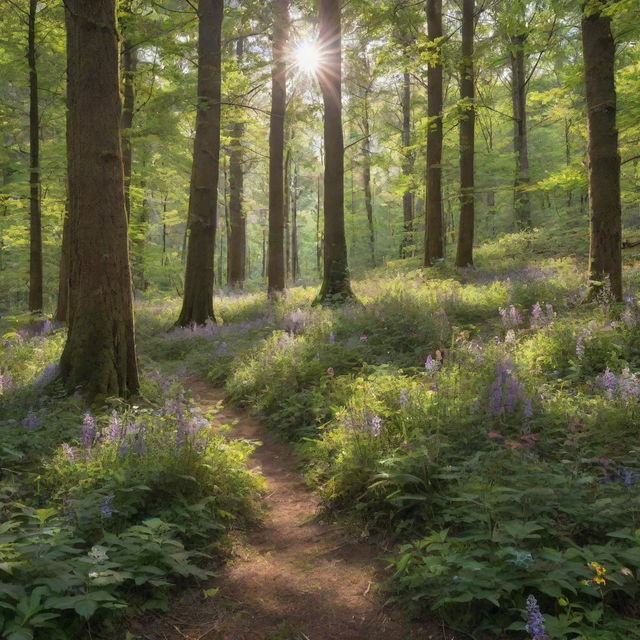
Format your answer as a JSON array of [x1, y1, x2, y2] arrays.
[[132, 380, 450, 640]]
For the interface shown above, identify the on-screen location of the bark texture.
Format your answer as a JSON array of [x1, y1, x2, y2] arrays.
[[28, 0, 43, 312], [268, 0, 288, 297], [176, 0, 223, 326], [582, 1, 622, 300], [60, 0, 139, 399], [455, 0, 475, 267], [316, 0, 354, 303], [424, 0, 444, 266], [400, 67, 414, 258], [228, 38, 246, 289], [121, 38, 137, 221], [510, 33, 532, 230]]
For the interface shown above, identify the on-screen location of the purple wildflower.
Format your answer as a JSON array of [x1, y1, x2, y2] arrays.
[[284, 308, 310, 335], [489, 361, 530, 417], [81, 412, 97, 448], [598, 368, 617, 399], [100, 493, 115, 519], [0, 373, 14, 394], [525, 595, 548, 640], [369, 414, 383, 437], [107, 411, 122, 440], [575, 329, 592, 360], [359, 335, 368, 342], [499, 305, 523, 329], [22, 410, 41, 431], [424, 355, 440, 373], [61, 443, 76, 462], [399, 388, 410, 408]]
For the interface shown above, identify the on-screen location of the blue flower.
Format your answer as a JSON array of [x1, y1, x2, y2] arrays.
[[525, 594, 548, 640], [100, 493, 115, 519]]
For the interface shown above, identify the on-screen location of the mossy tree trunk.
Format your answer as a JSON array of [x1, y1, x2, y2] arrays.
[[176, 0, 223, 326], [60, 0, 139, 399], [582, 0, 622, 301], [316, 0, 354, 303]]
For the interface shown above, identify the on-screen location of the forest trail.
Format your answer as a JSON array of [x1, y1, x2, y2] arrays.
[[134, 379, 447, 640]]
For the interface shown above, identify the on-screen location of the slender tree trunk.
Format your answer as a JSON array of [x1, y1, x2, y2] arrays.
[[121, 39, 137, 221], [291, 161, 299, 280], [268, 0, 288, 296], [424, 0, 444, 266], [60, 0, 138, 399], [400, 67, 414, 258], [284, 146, 291, 281], [510, 33, 532, 230], [582, 1, 622, 300], [455, 0, 475, 267], [28, 0, 42, 312], [176, 0, 223, 326], [316, 174, 322, 275], [316, 0, 354, 303], [228, 38, 246, 288], [362, 89, 375, 267]]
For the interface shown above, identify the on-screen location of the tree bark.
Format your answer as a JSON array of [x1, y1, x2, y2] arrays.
[[291, 161, 300, 280], [455, 0, 475, 267], [424, 0, 444, 266], [362, 86, 375, 267], [284, 146, 291, 281], [510, 33, 532, 230], [121, 39, 137, 221], [28, 0, 43, 312], [176, 0, 223, 326], [582, 1, 622, 300], [400, 67, 414, 258], [268, 0, 288, 297], [316, 0, 354, 303], [228, 38, 246, 289], [60, 0, 139, 399], [55, 210, 70, 322]]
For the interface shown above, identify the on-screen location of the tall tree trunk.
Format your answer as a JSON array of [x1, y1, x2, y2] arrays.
[[582, 1, 622, 300], [455, 0, 475, 267], [291, 161, 299, 280], [176, 0, 223, 326], [55, 210, 70, 322], [424, 0, 444, 266], [284, 146, 291, 281], [316, 174, 322, 275], [28, 0, 42, 312], [121, 39, 137, 221], [400, 67, 414, 258], [510, 33, 532, 230], [362, 88, 375, 267], [316, 0, 354, 303], [268, 0, 288, 297], [60, 0, 138, 399], [228, 38, 246, 289]]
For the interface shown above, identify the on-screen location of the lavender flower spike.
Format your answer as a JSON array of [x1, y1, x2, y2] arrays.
[[525, 595, 548, 640]]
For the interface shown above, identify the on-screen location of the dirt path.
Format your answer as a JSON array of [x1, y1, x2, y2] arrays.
[[135, 381, 447, 640]]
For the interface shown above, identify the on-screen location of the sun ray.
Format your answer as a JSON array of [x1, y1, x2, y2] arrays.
[[293, 41, 321, 74]]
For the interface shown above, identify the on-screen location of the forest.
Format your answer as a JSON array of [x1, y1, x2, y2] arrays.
[[1, 0, 640, 638]]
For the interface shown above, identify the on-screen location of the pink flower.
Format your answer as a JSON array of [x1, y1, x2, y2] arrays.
[[487, 431, 505, 440], [359, 335, 368, 342]]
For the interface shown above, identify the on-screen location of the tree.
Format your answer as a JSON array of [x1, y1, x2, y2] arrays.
[[60, 0, 138, 398], [582, 0, 622, 300], [315, 0, 354, 303], [176, 0, 224, 326], [455, 0, 476, 267], [399, 44, 414, 258], [28, 0, 42, 312], [424, 0, 444, 266], [228, 37, 247, 289]]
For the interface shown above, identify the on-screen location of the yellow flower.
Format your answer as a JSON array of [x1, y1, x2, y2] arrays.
[[586, 561, 608, 585]]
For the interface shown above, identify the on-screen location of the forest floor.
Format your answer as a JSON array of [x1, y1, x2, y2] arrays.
[[132, 379, 447, 640]]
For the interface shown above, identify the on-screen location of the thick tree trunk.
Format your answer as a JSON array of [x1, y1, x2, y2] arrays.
[[228, 38, 246, 289], [510, 33, 532, 230], [400, 68, 414, 258], [28, 0, 42, 312], [121, 39, 137, 221], [268, 0, 288, 297], [316, 0, 354, 303], [582, 2, 622, 300], [176, 0, 223, 326], [60, 0, 139, 399], [55, 210, 70, 322], [424, 0, 444, 266], [291, 161, 299, 280], [455, 0, 475, 267]]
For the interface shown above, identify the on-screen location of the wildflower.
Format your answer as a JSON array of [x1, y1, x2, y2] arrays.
[[525, 594, 548, 640], [22, 410, 41, 431], [42, 318, 53, 333], [424, 355, 440, 373], [100, 494, 115, 519], [575, 328, 592, 360], [35, 363, 58, 387], [327, 367, 335, 378], [586, 561, 608, 586], [369, 414, 383, 437], [61, 443, 76, 462], [487, 431, 505, 440], [284, 308, 310, 335], [399, 388, 409, 408], [489, 361, 531, 417], [81, 412, 96, 447], [359, 335, 368, 342], [107, 411, 121, 440], [597, 368, 617, 399], [499, 305, 523, 329], [88, 545, 109, 564], [530, 302, 555, 328], [0, 373, 14, 394]]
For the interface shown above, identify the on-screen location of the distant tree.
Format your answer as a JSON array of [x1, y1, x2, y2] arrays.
[[424, 0, 444, 266], [315, 0, 354, 303], [176, 0, 224, 326], [582, 0, 622, 300], [60, 0, 138, 398], [28, 0, 42, 312], [228, 37, 247, 289], [268, 0, 288, 297], [455, 0, 476, 267], [399, 32, 414, 259]]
